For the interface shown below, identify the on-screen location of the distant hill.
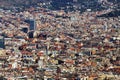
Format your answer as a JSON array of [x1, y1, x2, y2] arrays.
[[0, 0, 119, 12], [108, 0, 119, 3], [97, 10, 120, 17], [0, 0, 40, 8]]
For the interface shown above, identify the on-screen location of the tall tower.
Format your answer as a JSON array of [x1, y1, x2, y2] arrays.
[[0, 36, 5, 49], [25, 19, 36, 31]]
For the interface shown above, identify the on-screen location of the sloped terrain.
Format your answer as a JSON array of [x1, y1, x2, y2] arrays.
[[0, 0, 119, 12]]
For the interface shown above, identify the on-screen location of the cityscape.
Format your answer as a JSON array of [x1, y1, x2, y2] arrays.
[[0, 0, 120, 80]]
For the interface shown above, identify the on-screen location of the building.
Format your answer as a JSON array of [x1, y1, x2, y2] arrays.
[[28, 31, 35, 38], [25, 19, 36, 31], [0, 36, 5, 49]]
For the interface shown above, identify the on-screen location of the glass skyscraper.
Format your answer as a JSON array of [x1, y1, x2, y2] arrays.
[[0, 36, 5, 49], [25, 19, 36, 31]]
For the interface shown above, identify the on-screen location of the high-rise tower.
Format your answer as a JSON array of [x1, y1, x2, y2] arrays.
[[25, 19, 36, 31], [0, 36, 5, 49]]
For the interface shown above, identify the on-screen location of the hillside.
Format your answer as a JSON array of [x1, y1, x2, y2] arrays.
[[0, 0, 119, 12]]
